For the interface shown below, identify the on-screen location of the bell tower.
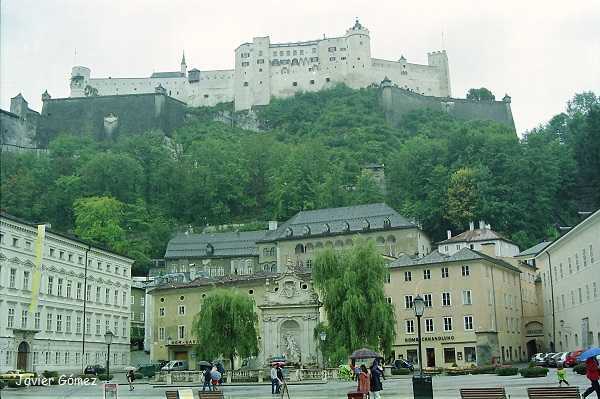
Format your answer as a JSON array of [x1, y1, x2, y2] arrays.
[[180, 51, 187, 76]]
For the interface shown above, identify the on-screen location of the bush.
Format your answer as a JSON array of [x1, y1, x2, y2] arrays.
[[391, 368, 411, 375], [96, 374, 114, 381], [446, 368, 469, 376], [519, 367, 549, 378], [470, 366, 497, 375], [4, 380, 26, 388], [528, 361, 536, 368], [42, 370, 59, 379], [496, 367, 519, 376], [573, 364, 586, 375], [134, 372, 144, 380]]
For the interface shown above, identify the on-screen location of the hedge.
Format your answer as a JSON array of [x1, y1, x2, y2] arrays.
[[96, 374, 114, 381], [470, 366, 497, 375], [496, 367, 519, 376], [519, 367, 549, 378], [391, 368, 411, 375]]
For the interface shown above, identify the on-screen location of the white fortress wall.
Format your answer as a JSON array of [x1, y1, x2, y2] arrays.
[[186, 70, 234, 107]]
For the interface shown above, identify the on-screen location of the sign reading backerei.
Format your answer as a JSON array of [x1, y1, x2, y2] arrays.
[[404, 336, 455, 343]]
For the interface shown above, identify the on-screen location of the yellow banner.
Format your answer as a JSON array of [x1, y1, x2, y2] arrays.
[[29, 224, 45, 313]]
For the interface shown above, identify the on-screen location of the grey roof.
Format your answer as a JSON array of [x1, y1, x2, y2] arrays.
[[259, 203, 416, 242], [389, 247, 521, 273], [150, 71, 185, 78], [517, 241, 552, 257], [164, 230, 267, 259], [438, 228, 514, 245], [149, 270, 279, 293]]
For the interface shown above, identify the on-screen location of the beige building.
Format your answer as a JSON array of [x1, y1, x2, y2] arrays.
[[438, 220, 520, 257], [535, 209, 599, 353], [385, 245, 526, 368]]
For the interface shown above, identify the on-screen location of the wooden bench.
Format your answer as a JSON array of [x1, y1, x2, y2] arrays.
[[198, 391, 224, 399], [460, 388, 507, 399], [527, 387, 580, 398], [165, 392, 178, 399]]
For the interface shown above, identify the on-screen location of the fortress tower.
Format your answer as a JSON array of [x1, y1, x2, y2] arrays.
[[70, 66, 91, 97]]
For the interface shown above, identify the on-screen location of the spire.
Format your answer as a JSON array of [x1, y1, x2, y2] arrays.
[[181, 51, 186, 66]]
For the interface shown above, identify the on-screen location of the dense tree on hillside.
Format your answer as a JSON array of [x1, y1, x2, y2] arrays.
[[466, 87, 496, 101], [1, 86, 597, 274]]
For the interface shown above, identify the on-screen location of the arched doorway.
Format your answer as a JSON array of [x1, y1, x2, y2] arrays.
[[17, 341, 29, 371]]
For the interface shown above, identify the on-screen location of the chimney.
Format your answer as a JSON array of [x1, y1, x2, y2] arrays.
[[268, 221, 278, 231], [479, 220, 485, 230], [486, 223, 491, 230], [480, 242, 496, 257], [447, 230, 452, 239], [469, 221, 474, 231]]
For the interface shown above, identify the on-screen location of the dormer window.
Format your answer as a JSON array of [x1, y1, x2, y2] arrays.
[[362, 219, 370, 230], [343, 222, 350, 232], [303, 225, 311, 235], [206, 243, 214, 255], [383, 218, 391, 229], [323, 224, 330, 234], [285, 227, 293, 237]]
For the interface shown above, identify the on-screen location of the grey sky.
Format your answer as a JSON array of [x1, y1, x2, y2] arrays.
[[2, 0, 599, 134]]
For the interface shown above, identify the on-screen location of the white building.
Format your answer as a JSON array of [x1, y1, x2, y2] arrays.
[[0, 213, 134, 373], [438, 220, 520, 257], [69, 20, 451, 111], [535, 209, 600, 352]]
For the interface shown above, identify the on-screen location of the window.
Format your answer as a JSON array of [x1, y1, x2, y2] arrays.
[[329, 56, 336, 61], [583, 249, 587, 266], [96, 287, 101, 302], [97, 261, 101, 270], [441, 267, 449, 278], [56, 314, 63, 332], [590, 245, 595, 263], [444, 348, 456, 364], [10, 268, 16, 288], [34, 312, 40, 329], [442, 292, 451, 306], [25, 241, 31, 250], [404, 271, 412, 282], [424, 293, 432, 307], [464, 315, 474, 330], [243, 82, 248, 87], [384, 273, 390, 283], [21, 310, 28, 328], [310, 79, 315, 84], [7, 308, 15, 328], [178, 305, 185, 315], [95, 319, 100, 335], [131, 312, 135, 321], [12, 237, 19, 247], [385, 297, 393, 304], [423, 269, 431, 279], [76, 316, 81, 334], [257, 59, 264, 64], [159, 327, 165, 340], [114, 290, 118, 305], [425, 318, 434, 332], [405, 320, 414, 334], [59, 251, 64, 260], [105, 320, 110, 334], [47, 276, 54, 295], [78, 256, 83, 265], [464, 347, 477, 362], [68, 253, 73, 262], [86, 285, 91, 301], [66, 280, 72, 298], [462, 265, 470, 276], [178, 325, 185, 339], [325, 77, 330, 82], [23, 271, 30, 290], [57, 278, 63, 296], [123, 291, 127, 306], [405, 295, 413, 309], [114, 321, 118, 335], [292, 81, 298, 86], [241, 61, 249, 67], [462, 290, 472, 305], [105, 288, 110, 304], [578, 288, 583, 303], [159, 307, 165, 317], [47, 313, 53, 331], [443, 317, 453, 332], [86, 317, 91, 334]]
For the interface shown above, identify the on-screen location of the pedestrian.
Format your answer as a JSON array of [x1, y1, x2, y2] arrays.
[[126, 370, 135, 391], [556, 365, 569, 386], [582, 356, 600, 398], [210, 366, 221, 391], [370, 359, 383, 399], [202, 367, 212, 392], [354, 364, 361, 381], [357, 364, 370, 398], [276, 363, 284, 394], [270, 363, 279, 395]]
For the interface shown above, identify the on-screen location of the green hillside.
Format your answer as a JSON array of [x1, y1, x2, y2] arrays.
[[1, 85, 598, 275]]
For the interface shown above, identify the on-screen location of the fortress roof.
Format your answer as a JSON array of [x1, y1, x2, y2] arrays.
[[165, 230, 268, 259], [150, 71, 184, 78]]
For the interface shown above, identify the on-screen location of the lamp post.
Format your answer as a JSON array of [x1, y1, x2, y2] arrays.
[[319, 331, 327, 369], [104, 331, 113, 382], [412, 295, 432, 399]]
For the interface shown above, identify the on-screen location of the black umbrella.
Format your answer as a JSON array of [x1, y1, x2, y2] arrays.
[[350, 348, 382, 359]]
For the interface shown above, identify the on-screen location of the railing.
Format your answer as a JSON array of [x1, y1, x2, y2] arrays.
[[155, 367, 340, 384]]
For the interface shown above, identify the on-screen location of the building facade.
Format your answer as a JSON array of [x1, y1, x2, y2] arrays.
[[69, 20, 451, 111], [0, 94, 41, 152], [131, 280, 146, 350], [385, 246, 527, 368], [535, 209, 599, 353], [438, 221, 520, 257], [0, 213, 134, 373]]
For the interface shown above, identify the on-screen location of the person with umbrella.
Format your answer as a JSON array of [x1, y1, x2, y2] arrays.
[[202, 366, 212, 392], [579, 348, 600, 398], [370, 359, 384, 399], [210, 366, 222, 391]]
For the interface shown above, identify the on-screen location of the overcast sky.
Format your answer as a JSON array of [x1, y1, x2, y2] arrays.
[[2, 0, 599, 134]]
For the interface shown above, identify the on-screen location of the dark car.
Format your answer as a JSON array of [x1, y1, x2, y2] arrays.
[[136, 364, 162, 378], [543, 353, 557, 367], [392, 358, 414, 371], [84, 365, 106, 375]]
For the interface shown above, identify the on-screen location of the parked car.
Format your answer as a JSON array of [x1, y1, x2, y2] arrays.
[[136, 364, 162, 378], [547, 352, 565, 367], [161, 360, 188, 372], [0, 370, 35, 380], [565, 350, 584, 367], [542, 352, 556, 366], [551, 352, 568, 367], [391, 358, 414, 371], [84, 365, 106, 375], [531, 353, 546, 365]]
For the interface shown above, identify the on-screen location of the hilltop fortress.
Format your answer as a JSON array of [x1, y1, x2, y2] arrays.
[[69, 20, 451, 111]]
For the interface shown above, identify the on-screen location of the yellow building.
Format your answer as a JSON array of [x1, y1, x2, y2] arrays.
[[385, 244, 526, 367]]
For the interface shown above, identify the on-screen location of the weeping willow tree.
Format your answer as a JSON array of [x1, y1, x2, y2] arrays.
[[313, 239, 396, 365], [192, 290, 259, 373]]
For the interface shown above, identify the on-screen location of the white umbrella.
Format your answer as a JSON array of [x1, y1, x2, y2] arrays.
[[125, 366, 136, 371]]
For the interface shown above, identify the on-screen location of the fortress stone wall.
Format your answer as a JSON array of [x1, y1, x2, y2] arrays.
[[69, 20, 451, 111]]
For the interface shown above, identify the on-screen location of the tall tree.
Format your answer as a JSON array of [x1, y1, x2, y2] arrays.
[[192, 290, 259, 374], [312, 240, 396, 364], [466, 87, 496, 101], [446, 167, 482, 228], [73, 196, 126, 250]]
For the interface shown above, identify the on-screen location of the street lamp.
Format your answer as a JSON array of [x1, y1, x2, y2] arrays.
[[104, 331, 114, 382], [412, 295, 432, 399], [319, 331, 327, 368]]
